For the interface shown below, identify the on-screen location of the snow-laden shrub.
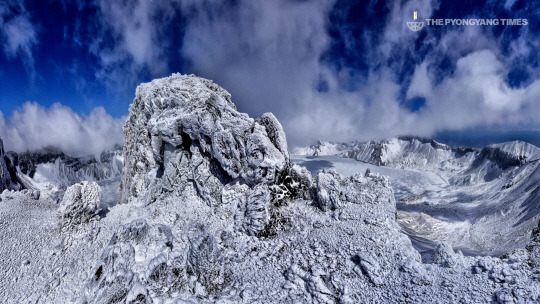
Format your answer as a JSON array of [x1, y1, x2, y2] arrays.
[[59, 181, 101, 226]]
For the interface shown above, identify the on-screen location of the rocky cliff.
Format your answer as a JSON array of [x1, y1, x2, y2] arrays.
[[0, 138, 20, 192]]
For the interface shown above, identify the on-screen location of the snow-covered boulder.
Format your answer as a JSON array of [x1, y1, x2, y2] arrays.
[[84, 219, 185, 303], [59, 181, 102, 226], [316, 169, 392, 212], [119, 74, 294, 208]]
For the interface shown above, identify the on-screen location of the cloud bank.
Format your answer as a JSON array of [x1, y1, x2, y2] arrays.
[[0, 102, 126, 158], [2, 0, 539, 152], [177, 0, 540, 146]]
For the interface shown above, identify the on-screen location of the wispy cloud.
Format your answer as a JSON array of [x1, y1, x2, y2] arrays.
[[0, 0, 39, 83], [90, 0, 179, 93], [178, 0, 540, 146]]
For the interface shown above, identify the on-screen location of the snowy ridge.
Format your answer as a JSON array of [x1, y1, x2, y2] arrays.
[[343, 137, 477, 171], [297, 136, 478, 171], [294, 138, 540, 257], [293, 140, 352, 156], [489, 141, 540, 162], [13, 146, 123, 190], [2, 74, 540, 303], [301, 137, 540, 173]]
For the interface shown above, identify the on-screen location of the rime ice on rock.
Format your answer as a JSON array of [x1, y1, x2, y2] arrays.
[[118, 74, 312, 237], [59, 181, 102, 226], [119, 74, 292, 208], [84, 219, 185, 303]]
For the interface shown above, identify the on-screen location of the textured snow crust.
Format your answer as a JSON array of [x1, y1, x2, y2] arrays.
[[2, 74, 540, 303]]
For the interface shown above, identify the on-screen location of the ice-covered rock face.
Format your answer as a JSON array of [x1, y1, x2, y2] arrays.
[[119, 74, 291, 207], [0, 138, 10, 192], [83, 219, 185, 303], [59, 181, 102, 226], [0, 138, 20, 192]]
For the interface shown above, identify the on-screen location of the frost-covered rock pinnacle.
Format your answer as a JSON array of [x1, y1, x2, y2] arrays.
[[119, 73, 299, 207]]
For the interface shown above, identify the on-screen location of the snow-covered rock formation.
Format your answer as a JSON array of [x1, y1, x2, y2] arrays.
[[118, 74, 306, 229], [295, 137, 540, 256], [0, 138, 21, 192], [293, 140, 352, 156], [341, 137, 477, 170], [59, 181, 102, 227], [299, 137, 540, 176]]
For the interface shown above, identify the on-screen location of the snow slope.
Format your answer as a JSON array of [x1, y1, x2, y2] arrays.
[[2, 74, 540, 303], [293, 138, 540, 257]]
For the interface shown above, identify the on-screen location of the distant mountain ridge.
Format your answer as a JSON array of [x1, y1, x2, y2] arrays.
[[296, 136, 540, 174], [294, 136, 540, 255], [0, 143, 123, 191]]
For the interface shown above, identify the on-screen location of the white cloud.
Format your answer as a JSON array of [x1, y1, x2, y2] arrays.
[[411, 50, 540, 131], [87, 0, 540, 147], [0, 102, 126, 158], [180, 0, 338, 145], [407, 61, 432, 99], [504, 0, 518, 10], [91, 0, 178, 92], [0, 0, 38, 82]]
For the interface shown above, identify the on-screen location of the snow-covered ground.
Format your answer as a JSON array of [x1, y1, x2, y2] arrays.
[[292, 155, 448, 199], [292, 151, 540, 257]]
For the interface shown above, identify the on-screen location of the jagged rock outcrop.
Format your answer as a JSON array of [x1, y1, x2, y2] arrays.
[[118, 74, 311, 238], [0, 138, 20, 192], [119, 74, 293, 208], [316, 169, 392, 212], [59, 181, 102, 227]]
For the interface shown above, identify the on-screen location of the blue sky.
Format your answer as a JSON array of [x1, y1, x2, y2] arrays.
[[0, 0, 539, 154]]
